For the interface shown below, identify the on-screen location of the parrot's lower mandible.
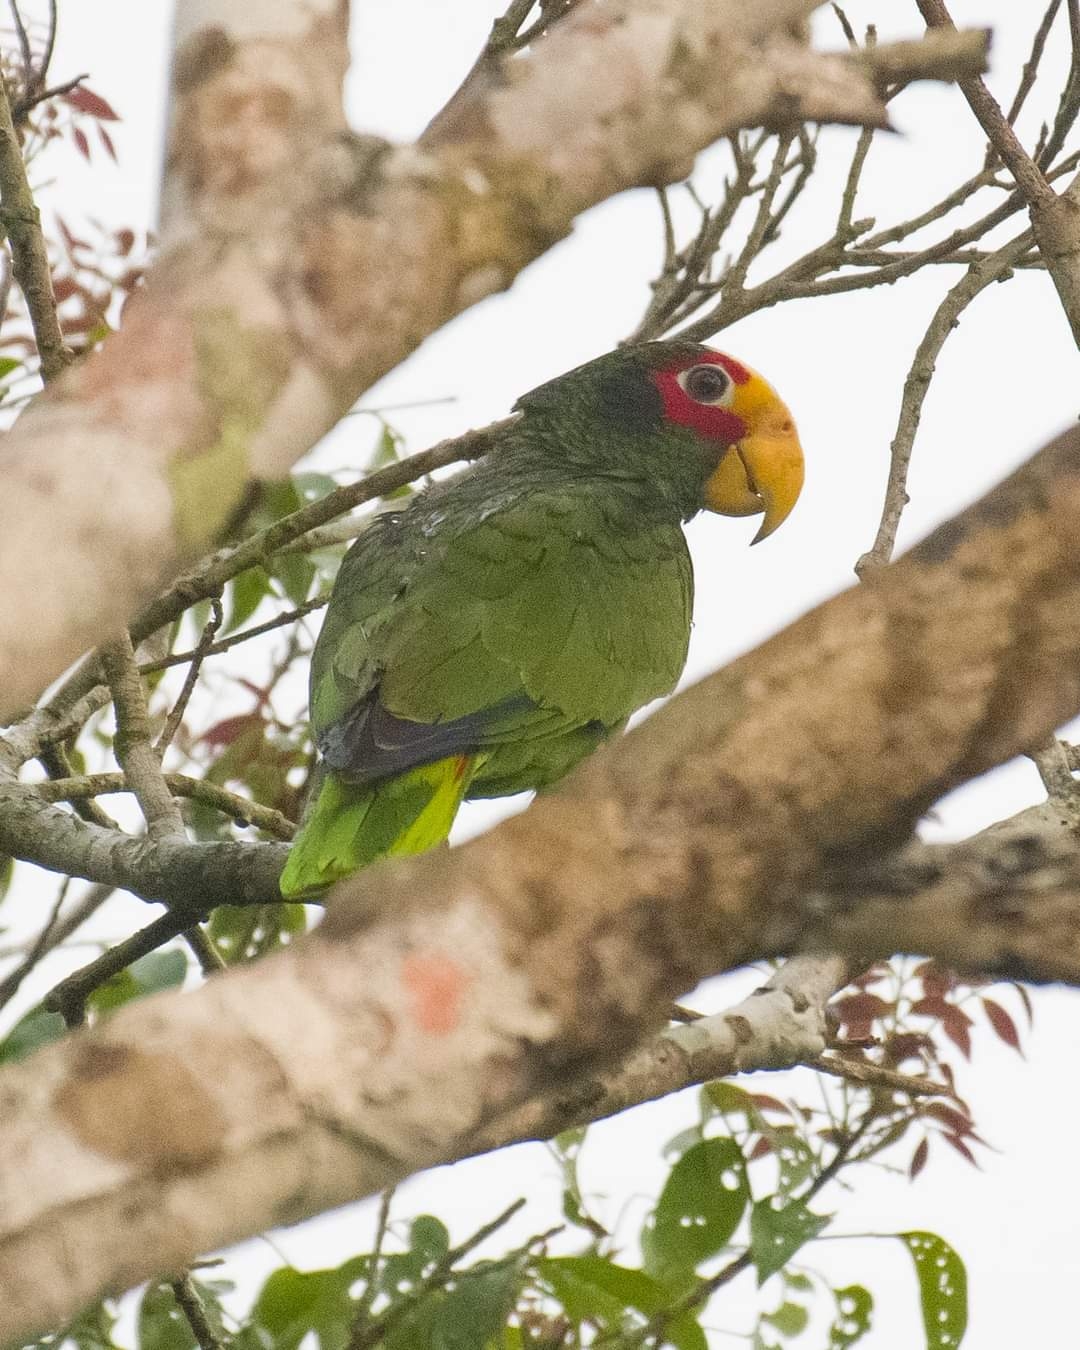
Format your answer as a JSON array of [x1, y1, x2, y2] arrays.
[[279, 341, 805, 899]]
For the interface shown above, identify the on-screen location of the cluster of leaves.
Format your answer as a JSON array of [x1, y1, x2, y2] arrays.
[[830, 960, 1028, 1178], [0, 14, 150, 399]]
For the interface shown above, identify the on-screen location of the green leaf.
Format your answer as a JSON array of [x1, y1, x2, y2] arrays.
[[209, 902, 307, 962], [0, 355, 23, 379], [703, 1081, 759, 1120], [428, 1264, 519, 1350], [292, 471, 340, 502], [828, 1284, 873, 1349], [899, 1232, 967, 1350], [272, 551, 316, 607], [0, 1002, 67, 1063], [138, 1282, 197, 1350], [539, 1257, 707, 1350], [540, 1256, 666, 1322], [771, 1133, 816, 1198], [763, 1301, 809, 1337], [410, 1215, 451, 1268], [225, 567, 272, 634], [642, 1137, 749, 1285], [89, 949, 188, 1015], [749, 1198, 830, 1285], [57, 1298, 122, 1350], [253, 1257, 366, 1350]]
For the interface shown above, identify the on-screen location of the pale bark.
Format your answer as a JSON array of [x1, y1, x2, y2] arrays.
[[5, 422, 1080, 1338], [0, 0, 989, 719]]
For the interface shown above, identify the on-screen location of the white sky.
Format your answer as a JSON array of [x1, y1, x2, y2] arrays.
[[8, 2, 1080, 1347]]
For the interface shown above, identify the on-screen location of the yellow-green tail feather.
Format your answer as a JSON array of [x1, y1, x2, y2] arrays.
[[279, 754, 481, 899]]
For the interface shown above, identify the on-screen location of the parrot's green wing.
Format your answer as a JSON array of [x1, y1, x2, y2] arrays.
[[280, 490, 692, 898]]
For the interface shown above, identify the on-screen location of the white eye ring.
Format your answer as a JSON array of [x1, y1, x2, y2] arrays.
[[678, 363, 734, 406]]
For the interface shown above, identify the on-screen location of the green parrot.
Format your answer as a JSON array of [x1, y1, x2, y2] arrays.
[[279, 341, 804, 899]]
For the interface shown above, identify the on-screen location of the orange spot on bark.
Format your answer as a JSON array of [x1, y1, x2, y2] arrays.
[[402, 952, 469, 1036]]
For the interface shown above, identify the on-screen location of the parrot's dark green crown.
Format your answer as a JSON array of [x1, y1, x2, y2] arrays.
[[508, 341, 744, 522]]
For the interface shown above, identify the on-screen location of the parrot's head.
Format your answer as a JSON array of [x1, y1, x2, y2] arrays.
[[646, 344, 804, 542], [516, 341, 804, 542]]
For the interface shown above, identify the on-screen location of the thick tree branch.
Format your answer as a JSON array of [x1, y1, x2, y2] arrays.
[[5, 422, 1080, 1337], [0, 0, 990, 718]]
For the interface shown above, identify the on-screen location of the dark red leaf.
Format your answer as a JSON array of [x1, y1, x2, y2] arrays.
[[115, 228, 135, 256], [199, 713, 263, 748], [884, 1032, 933, 1065], [72, 127, 90, 161], [834, 992, 892, 1027], [97, 125, 117, 162], [56, 216, 90, 253], [939, 1131, 980, 1168], [51, 276, 80, 303], [940, 1006, 973, 1059], [920, 1102, 973, 1135], [919, 963, 959, 998], [981, 997, 1022, 1054], [748, 1136, 773, 1160], [910, 995, 950, 1018], [748, 1094, 792, 1115], [908, 1136, 929, 1180], [851, 963, 889, 989], [63, 86, 120, 120]]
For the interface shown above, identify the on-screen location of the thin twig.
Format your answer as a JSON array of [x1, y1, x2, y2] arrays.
[[0, 71, 73, 381], [0, 876, 68, 1011], [349, 1188, 395, 1340], [348, 1199, 528, 1350], [808, 1053, 955, 1099], [169, 1276, 223, 1350], [915, 0, 1054, 208], [35, 772, 296, 840], [140, 596, 326, 677], [855, 227, 1033, 576], [6, 0, 33, 86], [155, 596, 224, 755], [44, 906, 206, 1025], [1001, 0, 1062, 139]]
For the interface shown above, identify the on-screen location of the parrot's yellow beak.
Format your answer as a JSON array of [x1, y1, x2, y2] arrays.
[[704, 386, 804, 544]]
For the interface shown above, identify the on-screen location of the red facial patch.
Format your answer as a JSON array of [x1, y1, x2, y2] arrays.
[[402, 952, 469, 1036], [650, 351, 749, 445]]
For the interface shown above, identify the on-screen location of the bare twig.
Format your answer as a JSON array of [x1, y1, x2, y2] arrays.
[[915, 0, 1054, 209], [155, 597, 224, 755], [0, 71, 72, 381], [35, 772, 296, 840], [169, 1276, 223, 1350], [44, 906, 204, 1025], [0, 876, 68, 1011], [348, 1199, 528, 1350], [855, 227, 1034, 575], [1001, 0, 1062, 139], [140, 596, 326, 677]]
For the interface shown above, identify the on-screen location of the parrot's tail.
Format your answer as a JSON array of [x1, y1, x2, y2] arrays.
[[278, 754, 481, 900]]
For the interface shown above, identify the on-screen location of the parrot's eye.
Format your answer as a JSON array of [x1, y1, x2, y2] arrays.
[[679, 364, 733, 406]]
